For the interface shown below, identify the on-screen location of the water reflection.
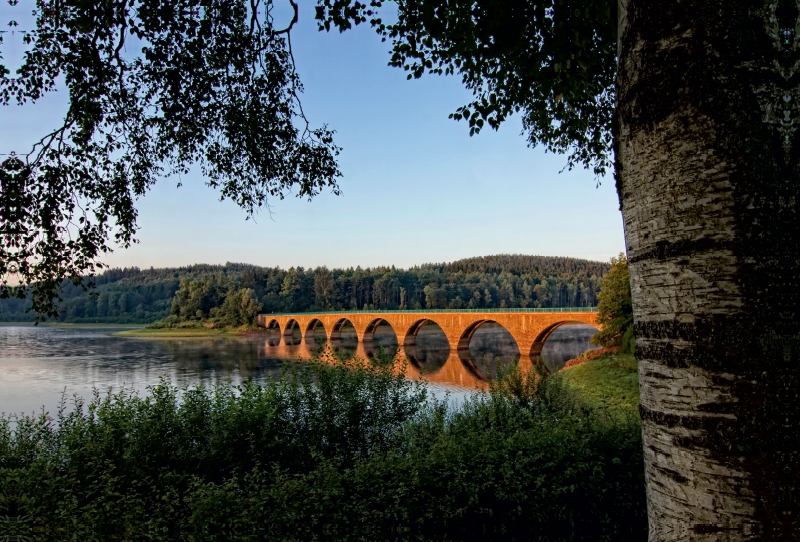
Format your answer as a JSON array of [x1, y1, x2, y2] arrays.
[[403, 321, 449, 374], [0, 322, 600, 416], [363, 323, 398, 360], [304, 322, 328, 348], [0, 325, 285, 416], [540, 324, 600, 372], [283, 321, 303, 346], [330, 321, 358, 358], [266, 329, 281, 347], [462, 323, 520, 380]]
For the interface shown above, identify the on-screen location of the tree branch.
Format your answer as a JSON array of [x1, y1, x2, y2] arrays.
[[273, 0, 298, 34]]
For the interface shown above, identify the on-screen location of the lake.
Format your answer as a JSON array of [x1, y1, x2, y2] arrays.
[[0, 322, 598, 416]]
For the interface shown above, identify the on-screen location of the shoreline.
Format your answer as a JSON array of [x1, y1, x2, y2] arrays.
[[114, 326, 267, 338], [0, 322, 146, 328]]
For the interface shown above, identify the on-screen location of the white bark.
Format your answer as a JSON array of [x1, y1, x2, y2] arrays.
[[618, 1, 800, 539]]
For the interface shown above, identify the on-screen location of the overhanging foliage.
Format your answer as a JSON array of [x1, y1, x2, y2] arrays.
[[316, 0, 617, 175], [0, 0, 341, 318]]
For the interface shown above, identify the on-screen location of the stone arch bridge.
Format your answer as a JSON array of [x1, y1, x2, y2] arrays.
[[258, 309, 599, 384]]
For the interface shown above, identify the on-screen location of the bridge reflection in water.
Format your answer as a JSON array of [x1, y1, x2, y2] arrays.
[[258, 309, 599, 390]]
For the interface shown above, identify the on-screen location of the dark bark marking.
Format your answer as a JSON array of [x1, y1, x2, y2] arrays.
[[621, 1, 800, 537], [628, 238, 738, 264]]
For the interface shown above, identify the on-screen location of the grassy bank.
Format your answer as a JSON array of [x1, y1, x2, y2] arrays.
[[114, 326, 262, 338], [559, 353, 639, 416], [0, 355, 646, 541]]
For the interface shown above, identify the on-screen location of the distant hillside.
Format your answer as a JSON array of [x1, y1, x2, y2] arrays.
[[425, 255, 609, 278], [0, 255, 611, 323]]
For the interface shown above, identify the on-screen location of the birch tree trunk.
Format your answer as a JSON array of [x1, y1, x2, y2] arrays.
[[617, 1, 800, 539]]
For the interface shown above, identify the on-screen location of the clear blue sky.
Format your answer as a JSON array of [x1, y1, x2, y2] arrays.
[[1, 2, 624, 270]]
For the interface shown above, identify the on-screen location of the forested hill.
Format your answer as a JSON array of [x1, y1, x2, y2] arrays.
[[0, 255, 611, 324], [425, 255, 610, 277]]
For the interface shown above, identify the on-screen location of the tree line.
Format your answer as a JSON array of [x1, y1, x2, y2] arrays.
[[0, 255, 610, 324]]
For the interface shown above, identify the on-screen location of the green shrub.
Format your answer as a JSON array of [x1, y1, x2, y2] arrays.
[[620, 326, 636, 354], [0, 354, 646, 541], [592, 254, 633, 348]]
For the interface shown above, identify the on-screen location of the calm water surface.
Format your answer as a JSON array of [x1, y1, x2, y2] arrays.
[[0, 323, 598, 416]]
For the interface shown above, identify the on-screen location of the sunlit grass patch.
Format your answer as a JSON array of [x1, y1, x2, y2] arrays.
[[559, 353, 639, 416]]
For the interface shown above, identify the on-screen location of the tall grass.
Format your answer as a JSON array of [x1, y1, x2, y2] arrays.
[[0, 354, 646, 541]]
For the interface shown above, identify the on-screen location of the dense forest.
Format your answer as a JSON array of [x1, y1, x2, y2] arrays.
[[0, 255, 610, 324]]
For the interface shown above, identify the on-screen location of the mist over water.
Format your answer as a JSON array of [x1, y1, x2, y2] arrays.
[[0, 323, 599, 416]]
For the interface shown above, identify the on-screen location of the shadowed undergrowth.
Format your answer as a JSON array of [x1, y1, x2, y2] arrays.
[[0, 353, 646, 541]]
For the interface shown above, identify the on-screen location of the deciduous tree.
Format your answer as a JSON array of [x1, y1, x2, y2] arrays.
[[591, 253, 632, 349], [0, 0, 341, 317], [218, 287, 262, 326]]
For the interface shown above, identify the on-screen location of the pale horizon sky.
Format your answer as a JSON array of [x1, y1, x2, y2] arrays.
[[1, 2, 625, 271]]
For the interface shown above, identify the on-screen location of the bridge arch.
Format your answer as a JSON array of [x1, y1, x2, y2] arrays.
[[400, 318, 441, 347], [330, 318, 353, 340], [305, 318, 327, 346], [283, 319, 302, 345], [265, 319, 281, 346], [265, 318, 280, 330], [456, 320, 521, 380], [530, 320, 589, 357], [529, 320, 600, 371], [305, 318, 323, 334], [328, 318, 359, 356], [456, 319, 491, 352], [363, 318, 399, 359], [364, 318, 397, 342], [400, 318, 450, 373]]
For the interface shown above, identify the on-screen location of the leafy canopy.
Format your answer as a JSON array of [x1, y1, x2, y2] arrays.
[[0, 0, 341, 317], [316, 0, 617, 175]]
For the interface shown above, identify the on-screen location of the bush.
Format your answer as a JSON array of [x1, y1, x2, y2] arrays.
[[0, 353, 646, 541], [621, 326, 636, 354]]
